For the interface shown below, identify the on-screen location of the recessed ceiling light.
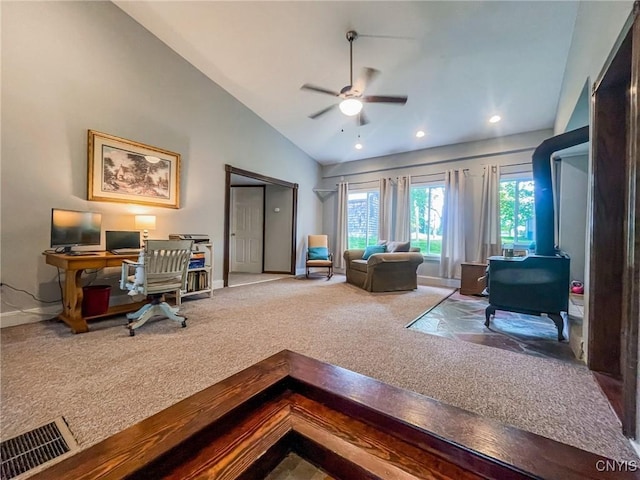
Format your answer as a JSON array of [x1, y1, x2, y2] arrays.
[[489, 115, 501, 123], [355, 143, 363, 150], [416, 130, 425, 138]]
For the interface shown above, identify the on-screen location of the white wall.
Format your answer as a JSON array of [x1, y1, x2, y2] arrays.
[[558, 154, 588, 283], [320, 129, 552, 278], [0, 1, 321, 321]]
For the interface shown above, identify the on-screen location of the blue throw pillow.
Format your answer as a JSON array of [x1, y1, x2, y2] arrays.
[[308, 246, 329, 260], [362, 245, 386, 260]]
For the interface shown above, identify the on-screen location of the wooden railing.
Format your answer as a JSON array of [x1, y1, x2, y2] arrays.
[[30, 350, 639, 479]]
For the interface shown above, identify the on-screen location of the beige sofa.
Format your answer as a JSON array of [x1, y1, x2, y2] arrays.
[[343, 248, 424, 292]]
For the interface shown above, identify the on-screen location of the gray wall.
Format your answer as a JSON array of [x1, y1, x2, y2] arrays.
[[1, 1, 321, 320], [554, 1, 634, 134], [320, 130, 551, 278], [264, 185, 293, 272]]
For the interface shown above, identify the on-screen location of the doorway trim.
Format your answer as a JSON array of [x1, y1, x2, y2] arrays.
[[224, 165, 298, 287], [589, 3, 639, 437]]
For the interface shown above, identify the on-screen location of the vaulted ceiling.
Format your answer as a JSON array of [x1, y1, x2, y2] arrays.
[[115, 1, 579, 165]]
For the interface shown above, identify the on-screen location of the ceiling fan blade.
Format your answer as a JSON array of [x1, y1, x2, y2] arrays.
[[301, 84, 341, 97], [308, 104, 338, 119], [358, 110, 369, 126], [362, 95, 408, 104], [351, 67, 380, 95], [357, 33, 416, 40]]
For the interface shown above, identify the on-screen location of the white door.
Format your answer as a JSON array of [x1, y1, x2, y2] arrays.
[[230, 187, 264, 273]]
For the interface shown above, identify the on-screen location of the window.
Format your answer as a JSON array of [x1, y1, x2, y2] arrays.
[[410, 185, 445, 256], [347, 190, 379, 248], [499, 178, 535, 246]]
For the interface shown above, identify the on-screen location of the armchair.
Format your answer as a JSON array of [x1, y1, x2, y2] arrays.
[[120, 239, 194, 336], [306, 234, 333, 279]]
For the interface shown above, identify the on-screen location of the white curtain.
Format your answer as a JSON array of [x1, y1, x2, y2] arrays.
[[335, 182, 349, 269], [475, 165, 501, 262], [394, 175, 411, 241], [378, 177, 393, 243], [440, 170, 466, 279]]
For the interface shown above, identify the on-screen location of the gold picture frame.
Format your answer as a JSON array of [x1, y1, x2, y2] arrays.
[[87, 130, 180, 209]]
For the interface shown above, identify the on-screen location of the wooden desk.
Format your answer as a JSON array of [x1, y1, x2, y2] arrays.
[[44, 251, 146, 334]]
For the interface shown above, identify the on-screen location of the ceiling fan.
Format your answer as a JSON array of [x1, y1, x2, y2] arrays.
[[300, 30, 408, 126]]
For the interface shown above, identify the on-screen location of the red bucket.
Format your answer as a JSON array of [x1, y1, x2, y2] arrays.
[[81, 285, 111, 317]]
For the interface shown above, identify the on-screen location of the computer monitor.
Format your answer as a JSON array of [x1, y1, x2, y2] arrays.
[[50, 208, 102, 253], [105, 231, 140, 251]]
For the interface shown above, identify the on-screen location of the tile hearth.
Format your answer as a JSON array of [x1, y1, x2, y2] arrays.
[[409, 291, 581, 364]]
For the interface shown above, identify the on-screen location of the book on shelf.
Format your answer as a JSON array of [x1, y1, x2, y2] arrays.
[[189, 258, 206, 269], [186, 270, 209, 292], [188, 251, 207, 269]]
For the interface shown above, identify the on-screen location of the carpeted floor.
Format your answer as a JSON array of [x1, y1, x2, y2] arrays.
[[1, 275, 637, 476], [409, 291, 579, 363]]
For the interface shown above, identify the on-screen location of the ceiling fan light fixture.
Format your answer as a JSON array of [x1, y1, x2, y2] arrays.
[[339, 98, 363, 116]]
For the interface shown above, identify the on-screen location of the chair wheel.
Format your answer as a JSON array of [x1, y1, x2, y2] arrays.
[[181, 320, 187, 328], [129, 328, 135, 337]]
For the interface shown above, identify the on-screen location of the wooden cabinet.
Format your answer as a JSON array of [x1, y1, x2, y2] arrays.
[[460, 262, 487, 296]]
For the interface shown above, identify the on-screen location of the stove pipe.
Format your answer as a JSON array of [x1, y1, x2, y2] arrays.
[[532, 126, 589, 256]]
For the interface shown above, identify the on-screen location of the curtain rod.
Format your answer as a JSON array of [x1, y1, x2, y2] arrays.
[[330, 161, 533, 184], [338, 179, 378, 186], [411, 168, 469, 179], [502, 161, 532, 167], [324, 161, 533, 189], [321, 147, 535, 180]]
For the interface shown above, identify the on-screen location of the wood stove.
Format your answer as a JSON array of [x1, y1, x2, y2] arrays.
[[485, 126, 588, 341]]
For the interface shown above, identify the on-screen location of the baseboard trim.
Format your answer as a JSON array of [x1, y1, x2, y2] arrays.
[[2, 276, 452, 329], [1, 282, 228, 329], [418, 275, 460, 289], [0, 305, 61, 328]]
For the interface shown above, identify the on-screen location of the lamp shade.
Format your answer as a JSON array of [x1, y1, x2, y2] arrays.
[[134, 215, 156, 231], [339, 98, 363, 116]]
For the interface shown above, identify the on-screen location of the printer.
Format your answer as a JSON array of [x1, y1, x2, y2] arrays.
[[169, 234, 210, 243]]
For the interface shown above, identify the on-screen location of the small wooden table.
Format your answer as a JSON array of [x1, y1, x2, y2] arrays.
[[44, 251, 146, 334], [460, 262, 487, 295]]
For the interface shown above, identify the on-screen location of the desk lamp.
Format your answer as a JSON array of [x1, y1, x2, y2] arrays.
[[134, 215, 156, 245]]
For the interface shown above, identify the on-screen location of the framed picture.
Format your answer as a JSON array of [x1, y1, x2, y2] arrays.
[[87, 130, 181, 209]]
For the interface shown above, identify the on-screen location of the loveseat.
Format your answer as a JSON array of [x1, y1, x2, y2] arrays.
[[344, 244, 424, 292]]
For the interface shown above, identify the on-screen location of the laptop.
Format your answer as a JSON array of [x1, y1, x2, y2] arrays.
[[105, 230, 141, 255]]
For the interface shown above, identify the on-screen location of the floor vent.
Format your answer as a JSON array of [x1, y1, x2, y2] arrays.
[[1, 418, 77, 480]]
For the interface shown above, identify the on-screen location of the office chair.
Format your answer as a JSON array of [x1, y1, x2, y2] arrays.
[[120, 239, 194, 336], [306, 234, 333, 279]]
